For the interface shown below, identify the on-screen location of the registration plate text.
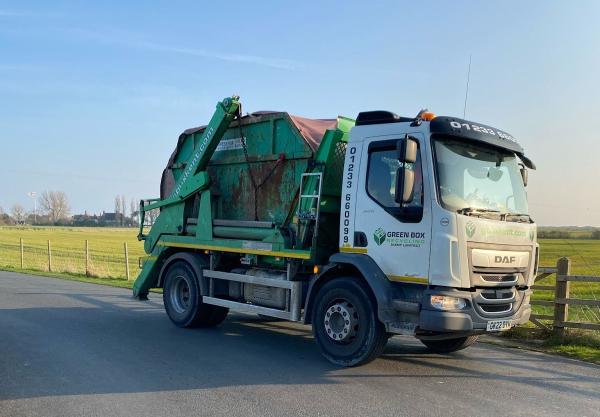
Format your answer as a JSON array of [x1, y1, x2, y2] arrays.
[[486, 319, 512, 332]]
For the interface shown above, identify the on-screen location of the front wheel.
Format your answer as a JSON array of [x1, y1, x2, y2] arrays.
[[311, 277, 388, 367], [163, 261, 228, 328], [420, 335, 479, 353]]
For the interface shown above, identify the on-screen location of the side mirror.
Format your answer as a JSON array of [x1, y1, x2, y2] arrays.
[[488, 167, 504, 182], [405, 138, 418, 163], [395, 167, 416, 204], [394, 136, 418, 205], [397, 136, 418, 163], [520, 165, 528, 187]]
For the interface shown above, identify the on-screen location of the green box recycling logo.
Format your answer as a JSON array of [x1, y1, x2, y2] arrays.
[[374, 227, 386, 245]]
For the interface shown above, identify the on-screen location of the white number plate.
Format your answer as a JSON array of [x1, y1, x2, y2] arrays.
[[486, 319, 512, 332]]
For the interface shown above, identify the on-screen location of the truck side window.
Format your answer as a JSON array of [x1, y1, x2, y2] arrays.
[[366, 144, 423, 221]]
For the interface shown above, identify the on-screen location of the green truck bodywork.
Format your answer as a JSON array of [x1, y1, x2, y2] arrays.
[[133, 96, 354, 298]]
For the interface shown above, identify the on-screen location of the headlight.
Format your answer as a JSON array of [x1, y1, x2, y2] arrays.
[[430, 295, 467, 310]]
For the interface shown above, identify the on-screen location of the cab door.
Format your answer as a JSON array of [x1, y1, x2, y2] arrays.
[[353, 134, 432, 284]]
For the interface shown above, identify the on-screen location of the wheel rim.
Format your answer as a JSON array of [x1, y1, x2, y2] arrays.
[[169, 275, 191, 314], [323, 300, 359, 344]]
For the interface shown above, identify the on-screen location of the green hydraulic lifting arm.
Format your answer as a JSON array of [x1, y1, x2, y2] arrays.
[[133, 96, 241, 298], [294, 116, 355, 257]]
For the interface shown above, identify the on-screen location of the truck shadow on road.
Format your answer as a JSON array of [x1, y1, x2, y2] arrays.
[[1, 290, 599, 402], [378, 342, 600, 398]]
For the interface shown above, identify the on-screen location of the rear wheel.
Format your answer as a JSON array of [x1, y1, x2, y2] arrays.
[[163, 261, 228, 328], [420, 335, 479, 353], [312, 277, 388, 366]]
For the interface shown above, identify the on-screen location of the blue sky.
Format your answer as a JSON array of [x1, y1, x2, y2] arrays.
[[1, 1, 599, 225]]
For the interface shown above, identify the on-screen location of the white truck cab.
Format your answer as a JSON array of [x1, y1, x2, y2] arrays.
[[337, 111, 536, 342]]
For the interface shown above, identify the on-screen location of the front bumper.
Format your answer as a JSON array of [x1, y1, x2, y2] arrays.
[[418, 287, 532, 333]]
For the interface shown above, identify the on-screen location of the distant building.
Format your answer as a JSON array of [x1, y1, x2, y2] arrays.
[[71, 211, 135, 227], [101, 212, 125, 226], [72, 212, 101, 226]]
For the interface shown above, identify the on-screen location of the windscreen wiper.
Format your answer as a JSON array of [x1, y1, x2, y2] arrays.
[[503, 212, 532, 223], [456, 207, 501, 218]]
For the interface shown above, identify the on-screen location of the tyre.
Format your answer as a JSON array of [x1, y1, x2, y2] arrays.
[[163, 261, 229, 328], [311, 277, 388, 366], [420, 335, 479, 353]]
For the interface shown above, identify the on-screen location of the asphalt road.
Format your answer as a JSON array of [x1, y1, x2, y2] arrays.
[[1, 271, 599, 417]]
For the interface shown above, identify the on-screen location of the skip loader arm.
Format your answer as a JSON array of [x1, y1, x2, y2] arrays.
[[133, 96, 240, 298]]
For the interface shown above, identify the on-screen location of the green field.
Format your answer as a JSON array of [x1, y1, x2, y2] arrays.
[[0, 226, 145, 280], [533, 239, 600, 325], [538, 239, 600, 274]]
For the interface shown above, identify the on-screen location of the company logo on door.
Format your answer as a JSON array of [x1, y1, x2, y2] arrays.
[[373, 227, 425, 247], [373, 228, 386, 245]]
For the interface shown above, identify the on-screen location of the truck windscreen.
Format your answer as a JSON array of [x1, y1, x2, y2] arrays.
[[433, 137, 528, 216]]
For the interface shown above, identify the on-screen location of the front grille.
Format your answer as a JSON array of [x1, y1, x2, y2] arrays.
[[471, 265, 528, 287], [480, 289, 514, 300], [480, 303, 512, 313], [473, 266, 526, 274], [481, 274, 518, 283], [473, 287, 521, 317]]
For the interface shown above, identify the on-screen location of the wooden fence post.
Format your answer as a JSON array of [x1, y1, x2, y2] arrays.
[[553, 257, 571, 337], [47, 240, 52, 272], [20, 238, 24, 269], [85, 240, 90, 276], [124, 242, 130, 281], [19, 237, 23, 269]]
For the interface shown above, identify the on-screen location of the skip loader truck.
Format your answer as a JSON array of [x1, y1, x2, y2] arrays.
[[134, 96, 538, 366]]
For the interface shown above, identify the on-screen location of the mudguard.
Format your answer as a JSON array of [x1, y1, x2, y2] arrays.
[[157, 252, 210, 295], [304, 253, 396, 325]]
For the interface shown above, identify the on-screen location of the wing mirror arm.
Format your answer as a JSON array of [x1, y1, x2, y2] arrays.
[[519, 163, 528, 187]]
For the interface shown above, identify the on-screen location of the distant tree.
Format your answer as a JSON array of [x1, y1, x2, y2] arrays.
[[114, 195, 122, 215], [592, 229, 600, 240], [25, 212, 37, 225], [120, 195, 127, 226], [10, 204, 26, 224], [39, 191, 70, 224], [130, 198, 139, 224], [145, 208, 159, 225], [0, 207, 10, 225]]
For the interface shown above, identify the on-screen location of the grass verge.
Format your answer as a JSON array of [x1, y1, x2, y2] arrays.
[[500, 326, 600, 365], [0, 266, 138, 290]]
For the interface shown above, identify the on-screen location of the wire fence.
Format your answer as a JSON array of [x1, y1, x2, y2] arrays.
[[0, 239, 140, 280]]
